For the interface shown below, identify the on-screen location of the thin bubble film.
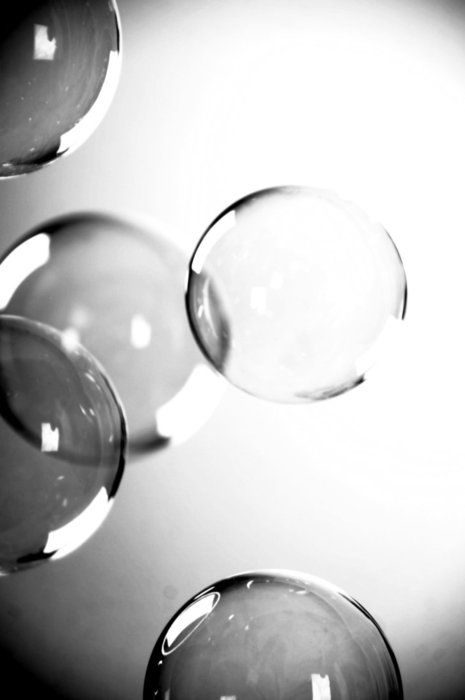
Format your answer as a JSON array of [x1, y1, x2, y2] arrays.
[[144, 570, 403, 699], [0, 0, 121, 177], [0, 315, 126, 575], [187, 186, 407, 403]]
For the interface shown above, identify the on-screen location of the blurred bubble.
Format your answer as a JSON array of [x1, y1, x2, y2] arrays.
[[144, 570, 403, 699], [0, 212, 223, 454], [0, 315, 126, 575], [187, 186, 407, 403], [0, 0, 121, 177]]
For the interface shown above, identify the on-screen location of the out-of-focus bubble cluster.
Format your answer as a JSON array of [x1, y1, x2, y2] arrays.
[[0, 212, 223, 454], [0, 315, 126, 575]]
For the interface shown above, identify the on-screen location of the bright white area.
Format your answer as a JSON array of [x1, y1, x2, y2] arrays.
[[312, 674, 331, 700], [40, 423, 59, 452], [0, 234, 50, 309], [157, 364, 225, 443], [44, 488, 111, 560], [130, 313, 152, 349], [162, 592, 220, 654], [34, 25, 57, 61]]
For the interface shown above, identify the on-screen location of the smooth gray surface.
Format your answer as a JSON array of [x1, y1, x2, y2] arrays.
[[1, 1, 465, 698]]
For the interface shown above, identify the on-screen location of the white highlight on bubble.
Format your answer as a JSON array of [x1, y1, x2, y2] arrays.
[[44, 488, 111, 559], [34, 25, 57, 61], [312, 673, 331, 700], [157, 364, 224, 444], [61, 327, 81, 352], [0, 234, 50, 309], [162, 592, 220, 655], [41, 423, 59, 452], [130, 313, 152, 349]]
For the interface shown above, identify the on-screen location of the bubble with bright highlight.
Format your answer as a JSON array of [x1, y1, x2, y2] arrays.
[[144, 570, 403, 699], [0, 213, 223, 454], [187, 186, 407, 403], [0, 315, 126, 575], [0, 0, 121, 177]]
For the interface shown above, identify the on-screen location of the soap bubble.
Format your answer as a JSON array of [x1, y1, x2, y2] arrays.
[[0, 0, 121, 177], [0, 315, 126, 575], [0, 213, 222, 454], [187, 186, 407, 403], [144, 570, 403, 699]]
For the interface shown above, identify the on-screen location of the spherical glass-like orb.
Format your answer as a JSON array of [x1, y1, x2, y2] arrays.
[[144, 570, 403, 700], [0, 315, 126, 575], [187, 187, 407, 403], [0, 0, 121, 177], [0, 213, 222, 454]]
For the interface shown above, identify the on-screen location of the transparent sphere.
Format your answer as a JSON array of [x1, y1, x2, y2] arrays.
[[144, 570, 403, 699], [0, 0, 121, 177], [187, 187, 407, 403], [0, 213, 222, 454], [0, 315, 126, 575]]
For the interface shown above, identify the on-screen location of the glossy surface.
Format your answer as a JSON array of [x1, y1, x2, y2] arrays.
[[187, 187, 407, 403], [0, 0, 120, 177], [144, 570, 403, 699], [0, 213, 222, 454], [0, 315, 126, 575]]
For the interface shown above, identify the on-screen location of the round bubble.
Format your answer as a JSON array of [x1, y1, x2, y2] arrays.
[[0, 213, 222, 454], [144, 570, 403, 699], [0, 315, 126, 575], [0, 0, 121, 177], [187, 186, 407, 403]]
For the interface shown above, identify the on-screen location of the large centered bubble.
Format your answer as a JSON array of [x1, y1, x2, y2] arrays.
[[0, 0, 121, 177], [187, 187, 407, 403], [0, 315, 126, 575], [144, 570, 403, 699], [0, 213, 222, 454]]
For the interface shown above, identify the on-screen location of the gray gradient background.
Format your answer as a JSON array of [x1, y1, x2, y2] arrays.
[[1, 0, 465, 698]]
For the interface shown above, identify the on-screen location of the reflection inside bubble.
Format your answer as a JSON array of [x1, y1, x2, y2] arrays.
[[0, 315, 126, 575]]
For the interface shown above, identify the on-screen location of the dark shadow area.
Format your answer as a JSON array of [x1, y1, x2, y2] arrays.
[[0, 647, 68, 698]]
